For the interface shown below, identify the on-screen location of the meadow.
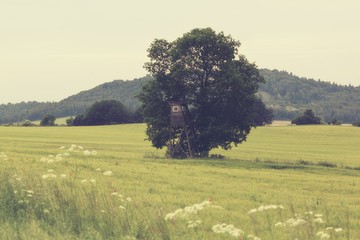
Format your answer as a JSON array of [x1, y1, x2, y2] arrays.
[[0, 124, 360, 239]]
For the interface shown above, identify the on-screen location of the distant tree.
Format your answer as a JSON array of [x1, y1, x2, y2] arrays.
[[328, 119, 342, 125], [353, 120, 360, 127], [40, 114, 56, 126], [139, 28, 264, 158], [291, 109, 321, 125], [66, 117, 74, 126], [72, 100, 131, 126]]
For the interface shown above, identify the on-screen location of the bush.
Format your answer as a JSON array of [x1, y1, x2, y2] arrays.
[[291, 109, 321, 125], [40, 114, 56, 126], [352, 120, 360, 127], [19, 120, 35, 127]]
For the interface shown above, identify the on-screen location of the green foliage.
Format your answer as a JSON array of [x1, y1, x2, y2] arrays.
[[40, 114, 56, 126], [259, 69, 360, 123], [19, 120, 35, 126], [291, 109, 321, 125], [1, 69, 360, 125], [0, 77, 151, 125], [352, 120, 360, 127], [66, 117, 74, 126], [72, 100, 131, 126], [140, 28, 265, 157]]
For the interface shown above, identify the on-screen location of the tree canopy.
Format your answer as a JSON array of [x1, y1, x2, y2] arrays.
[[138, 28, 267, 158], [72, 100, 131, 126], [40, 114, 56, 126]]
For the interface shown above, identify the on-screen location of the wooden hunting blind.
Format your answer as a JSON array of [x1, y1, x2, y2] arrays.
[[167, 100, 193, 158], [168, 101, 188, 127]]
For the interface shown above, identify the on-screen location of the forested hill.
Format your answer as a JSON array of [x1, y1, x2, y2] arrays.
[[0, 76, 151, 124], [259, 69, 360, 122], [0, 70, 360, 124]]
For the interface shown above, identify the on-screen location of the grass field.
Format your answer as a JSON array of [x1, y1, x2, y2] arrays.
[[0, 124, 359, 239]]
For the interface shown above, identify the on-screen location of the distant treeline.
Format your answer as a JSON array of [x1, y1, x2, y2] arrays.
[[1, 70, 360, 124], [259, 69, 360, 122]]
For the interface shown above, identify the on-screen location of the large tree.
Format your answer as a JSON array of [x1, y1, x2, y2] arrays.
[[138, 28, 265, 158]]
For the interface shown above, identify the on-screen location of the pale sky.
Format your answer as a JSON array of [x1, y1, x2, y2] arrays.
[[1, 0, 360, 104]]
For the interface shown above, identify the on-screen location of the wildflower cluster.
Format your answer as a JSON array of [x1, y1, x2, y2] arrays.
[[188, 220, 202, 228], [103, 170, 113, 176], [81, 178, 96, 184], [62, 144, 97, 156], [39, 144, 100, 180], [212, 223, 244, 238], [0, 152, 9, 161], [111, 192, 132, 211], [274, 210, 343, 239], [247, 204, 284, 214], [83, 150, 98, 156], [164, 200, 211, 220]]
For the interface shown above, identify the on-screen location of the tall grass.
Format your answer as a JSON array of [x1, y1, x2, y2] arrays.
[[0, 124, 359, 239]]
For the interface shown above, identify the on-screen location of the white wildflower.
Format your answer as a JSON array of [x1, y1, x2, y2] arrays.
[[119, 205, 126, 211], [60, 174, 66, 178], [63, 152, 70, 157], [95, 168, 101, 171], [41, 174, 57, 179], [90, 179, 96, 184], [48, 155, 54, 158], [126, 197, 132, 202], [285, 218, 307, 227], [248, 234, 261, 240], [334, 228, 343, 232], [78, 146, 84, 150], [91, 150, 97, 155], [59, 146, 65, 149], [100, 210, 106, 213], [164, 200, 212, 220], [314, 217, 325, 224], [44, 209, 50, 214], [248, 204, 284, 214], [27, 190, 34, 194], [164, 213, 176, 221], [275, 222, 285, 228], [188, 220, 202, 228], [316, 231, 330, 239], [315, 214, 323, 218], [103, 170, 113, 176], [247, 208, 258, 214], [47, 169, 54, 173], [83, 150, 92, 156], [212, 223, 244, 238], [0, 152, 8, 160], [81, 179, 88, 184], [47, 159, 54, 164]]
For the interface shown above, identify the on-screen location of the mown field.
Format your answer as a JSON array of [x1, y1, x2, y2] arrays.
[[0, 124, 359, 239]]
